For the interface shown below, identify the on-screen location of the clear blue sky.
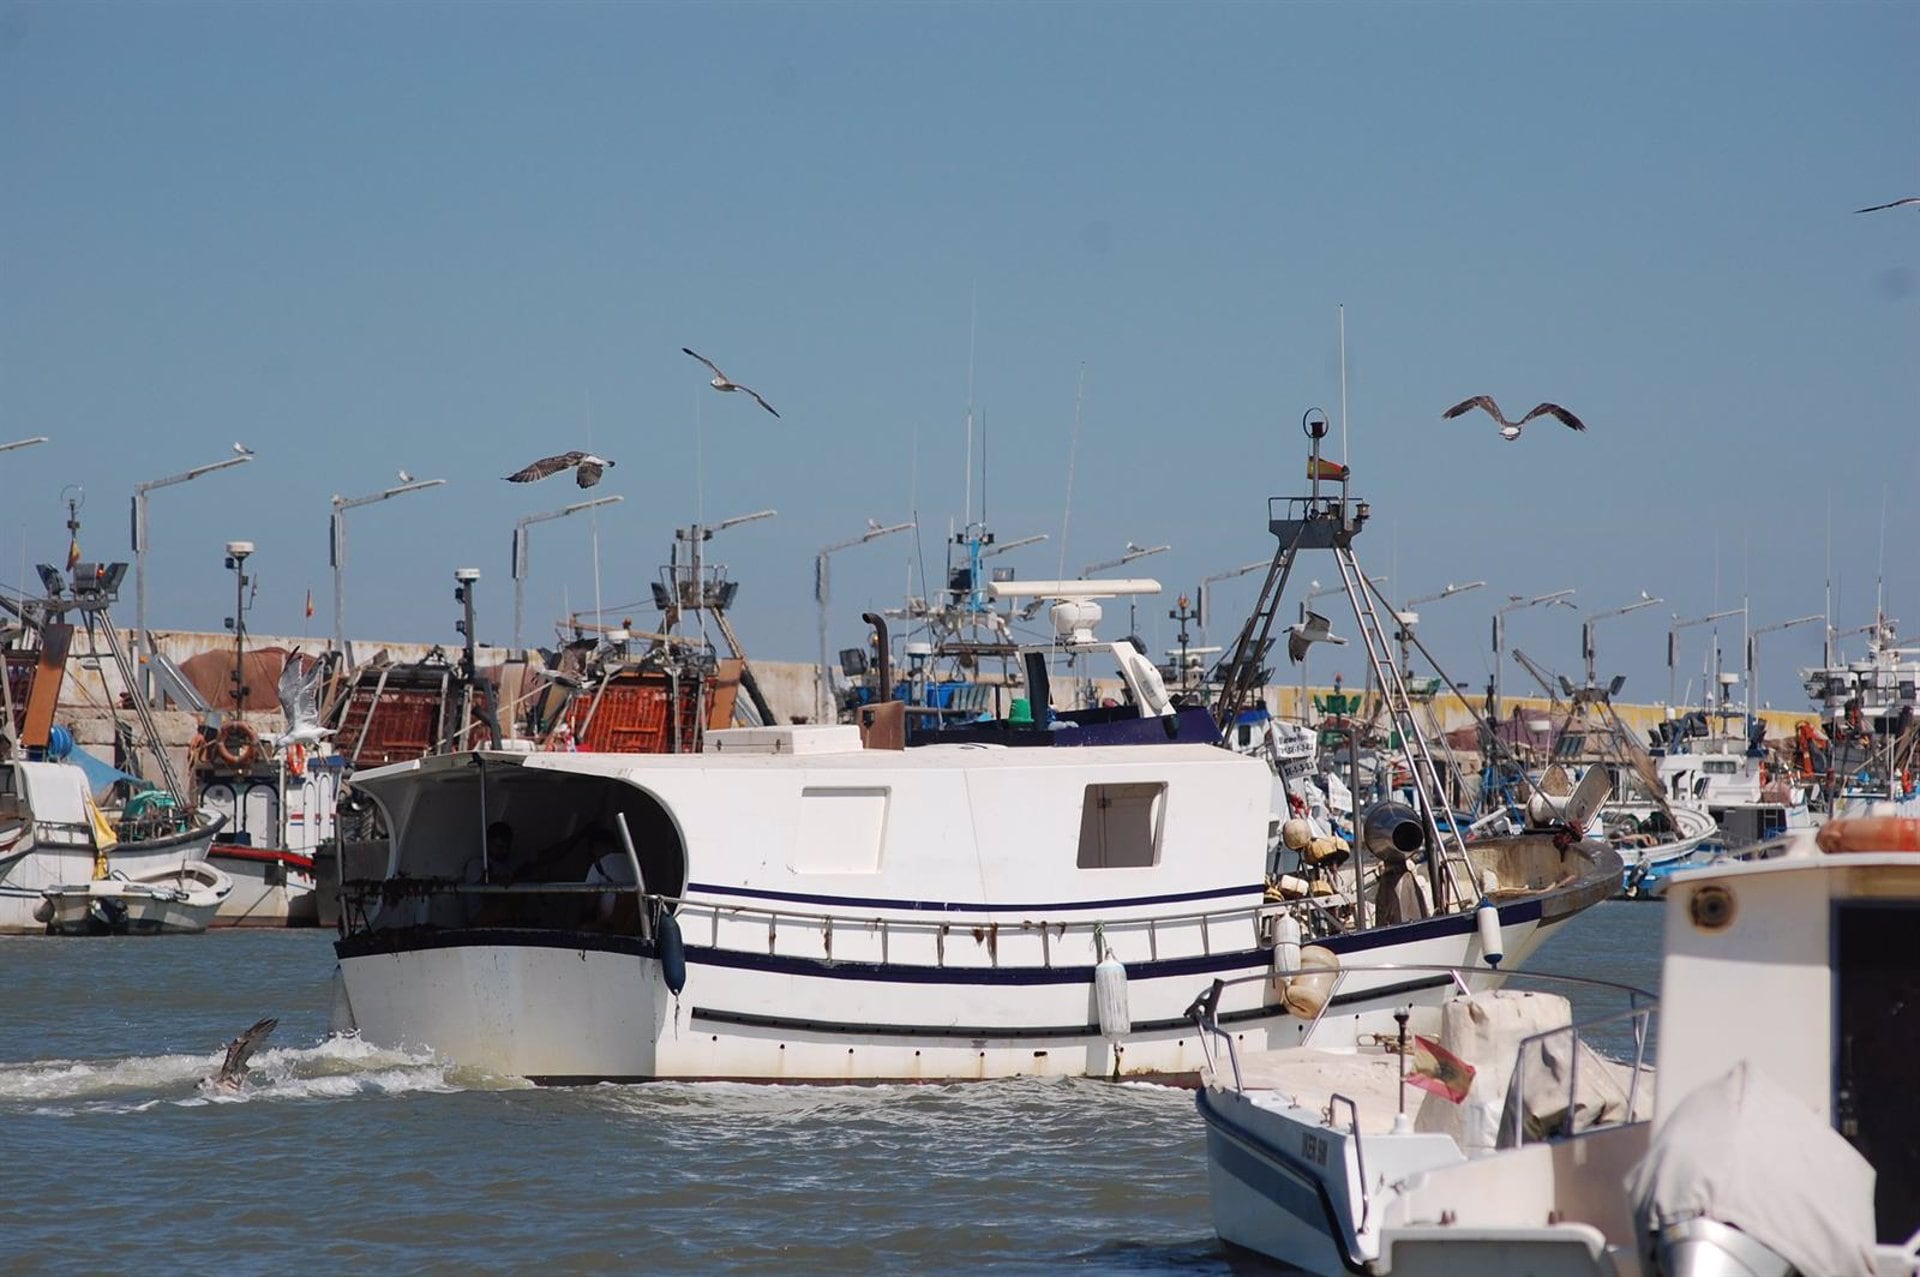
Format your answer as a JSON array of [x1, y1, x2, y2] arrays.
[[3, 1, 1914, 711]]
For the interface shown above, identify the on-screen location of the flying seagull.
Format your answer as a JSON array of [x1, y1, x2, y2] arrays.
[[1855, 197, 1920, 214], [206, 1016, 278, 1093], [1442, 396, 1587, 441], [505, 451, 615, 489], [682, 348, 780, 418]]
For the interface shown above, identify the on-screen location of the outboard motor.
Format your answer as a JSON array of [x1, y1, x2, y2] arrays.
[[1361, 801, 1429, 924]]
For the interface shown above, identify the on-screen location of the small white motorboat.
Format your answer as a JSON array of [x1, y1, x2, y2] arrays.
[[41, 860, 233, 935], [1192, 815, 1920, 1276]]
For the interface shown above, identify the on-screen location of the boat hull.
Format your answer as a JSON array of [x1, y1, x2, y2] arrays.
[[205, 844, 319, 927], [0, 826, 220, 934], [334, 899, 1577, 1083]]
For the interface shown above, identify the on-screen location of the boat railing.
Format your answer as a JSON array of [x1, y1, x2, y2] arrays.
[[1186, 965, 1658, 1100], [1496, 1003, 1656, 1149], [1326, 1092, 1372, 1232], [337, 876, 1282, 970]]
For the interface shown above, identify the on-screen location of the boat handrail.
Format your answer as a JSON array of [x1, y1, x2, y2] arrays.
[[1186, 964, 1659, 1098], [1497, 1003, 1657, 1148], [1327, 1092, 1371, 1233]]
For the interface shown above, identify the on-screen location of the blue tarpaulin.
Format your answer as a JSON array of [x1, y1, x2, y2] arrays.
[[67, 745, 152, 802]]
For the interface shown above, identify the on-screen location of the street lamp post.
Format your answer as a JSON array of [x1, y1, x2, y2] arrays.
[[1747, 613, 1823, 718], [1491, 589, 1575, 724], [132, 450, 255, 699], [511, 495, 624, 649], [816, 520, 914, 722], [0, 436, 49, 455], [1395, 581, 1485, 681], [1668, 608, 1743, 709], [1198, 560, 1266, 648], [1082, 542, 1170, 637], [329, 477, 446, 664], [1583, 593, 1663, 691]]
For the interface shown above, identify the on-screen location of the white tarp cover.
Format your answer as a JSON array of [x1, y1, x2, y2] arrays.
[[1624, 1059, 1878, 1277]]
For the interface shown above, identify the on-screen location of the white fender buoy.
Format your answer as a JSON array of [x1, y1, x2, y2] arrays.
[[1476, 897, 1504, 969], [1094, 950, 1131, 1043], [1269, 911, 1303, 996]]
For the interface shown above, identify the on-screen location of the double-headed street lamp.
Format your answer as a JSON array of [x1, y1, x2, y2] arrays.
[[1490, 588, 1575, 722], [816, 519, 914, 721], [330, 477, 446, 664], [1747, 613, 1823, 717], [1667, 608, 1743, 709], [511, 495, 624, 649], [132, 449, 255, 698], [1583, 593, 1663, 691]]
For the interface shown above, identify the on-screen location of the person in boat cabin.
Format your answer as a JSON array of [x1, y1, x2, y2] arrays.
[[580, 829, 640, 932]]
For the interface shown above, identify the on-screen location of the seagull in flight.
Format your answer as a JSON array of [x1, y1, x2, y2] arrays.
[[682, 348, 780, 418], [1856, 197, 1920, 214], [1442, 396, 1587, 441], [505, 451, 615, 489]]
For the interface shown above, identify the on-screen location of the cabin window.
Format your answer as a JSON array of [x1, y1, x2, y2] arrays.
[[791, 787, 888, 874], [1077, 782, 1165, 869], [1704, 760, 1738, 775]]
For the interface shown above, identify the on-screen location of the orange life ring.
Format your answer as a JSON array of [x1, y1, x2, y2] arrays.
[[1818, 817, 1920, 854], [284, 742, 308, 777], [214, 720, 260, 768]]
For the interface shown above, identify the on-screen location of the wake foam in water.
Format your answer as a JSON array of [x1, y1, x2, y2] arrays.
[[0, 1033, 526, 1115]]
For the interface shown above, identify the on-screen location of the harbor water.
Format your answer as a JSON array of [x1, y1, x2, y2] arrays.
[[1, 902, 1663, 1274]]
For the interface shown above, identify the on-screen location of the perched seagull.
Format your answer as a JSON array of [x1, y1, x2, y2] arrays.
[[397, 469, 413, 484], [1855, 197, 1920, 214], [205, 1016, 278, 1093], [233, 441, 253, 456], [682, 347, 781, 418], [1441, 395, 1587, 441], [505, 450, 615, 489]]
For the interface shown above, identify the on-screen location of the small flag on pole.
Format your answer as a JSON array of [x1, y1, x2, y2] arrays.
[[66, 536, 80, 572], [1307, 457, 1350, 482], [1407, 1034, 1476, 1103], [304, 588, 314, 619]]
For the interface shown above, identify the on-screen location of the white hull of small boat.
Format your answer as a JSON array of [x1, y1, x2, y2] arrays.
[[205, 844, 318, 927], [42, 861, 233, 935]]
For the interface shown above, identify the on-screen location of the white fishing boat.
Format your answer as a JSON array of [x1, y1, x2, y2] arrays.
[[0, 759, 225, 934], [1191, 814, 1920, 1276], [328, 430, 1621, 1083], [41, 858, 232, 935], [192, 653, 343, 927], [330, 728, 1619, 1083]]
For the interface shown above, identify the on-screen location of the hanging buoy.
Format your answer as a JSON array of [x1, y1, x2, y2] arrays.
[[657, 909, 687, 996], [1094, 950, 1130, 1043], [1476, 897, 1504, 969], [1281, 945, 1339, 1018], [1269, 911, 1303, 995]]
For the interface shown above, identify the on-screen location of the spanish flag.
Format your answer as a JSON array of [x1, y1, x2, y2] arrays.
[[304, 587, 314, 619], [1307, 457, 1350, 482], [1408, 1034, 1476, 1103], [66, 535, 81, 572]]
